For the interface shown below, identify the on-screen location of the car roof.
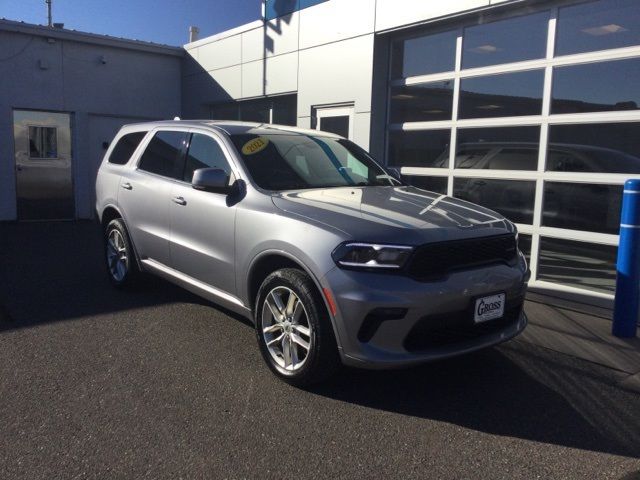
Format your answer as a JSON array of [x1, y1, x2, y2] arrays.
[[118, 119, 342, 139]]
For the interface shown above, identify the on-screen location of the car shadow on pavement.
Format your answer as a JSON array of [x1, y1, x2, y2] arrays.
[[309, 340, 640, 459], [0, 221, 214, 332]]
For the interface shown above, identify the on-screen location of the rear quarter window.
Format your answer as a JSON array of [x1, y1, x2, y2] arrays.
[[108, 131, 147, 165], [137, 130, 187, 179]]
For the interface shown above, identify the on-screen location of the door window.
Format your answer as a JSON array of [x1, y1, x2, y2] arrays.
[[183, 133, 233, 184], [314, 106, 354, 139], [28, 126, 57, 158], [138, 131, 187, 179], [319, 116, 349, 138]]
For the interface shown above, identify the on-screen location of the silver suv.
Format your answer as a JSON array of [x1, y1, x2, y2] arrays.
[[96, 121, 528, 386]]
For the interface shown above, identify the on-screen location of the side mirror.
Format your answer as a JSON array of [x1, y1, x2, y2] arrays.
[[192, 168, 231, 194]]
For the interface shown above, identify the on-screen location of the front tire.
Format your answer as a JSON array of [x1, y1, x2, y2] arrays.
[[255, 268, 340, 387], [104, 218, 141, 289]]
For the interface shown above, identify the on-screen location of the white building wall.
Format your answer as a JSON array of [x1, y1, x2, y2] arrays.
[[182, 0, 522, 150], [374, 0, 491, 31], [266, 52, 298, 95], [265, 12, 300, 57], [297, 34, 375, 148], [298, 0, 375, 49], [241, 27, 264, 63], [242, 61, 264, 98]]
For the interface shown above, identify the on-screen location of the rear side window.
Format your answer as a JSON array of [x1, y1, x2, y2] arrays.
[[183, 133, 233, 183], [138, 130, 187, 179], [108, 131, 147, 165]]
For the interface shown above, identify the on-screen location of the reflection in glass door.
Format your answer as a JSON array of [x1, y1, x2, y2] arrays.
[[13, 110, 74, 220], [384, 0, 640, 302]]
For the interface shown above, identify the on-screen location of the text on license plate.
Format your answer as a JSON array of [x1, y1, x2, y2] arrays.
[[474, 293, 505, 323]]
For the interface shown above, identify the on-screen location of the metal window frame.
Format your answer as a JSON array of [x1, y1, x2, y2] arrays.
[[313, 104, 355, 140]]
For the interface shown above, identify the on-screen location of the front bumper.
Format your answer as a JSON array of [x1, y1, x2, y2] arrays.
[[321, 263, 528, 369]]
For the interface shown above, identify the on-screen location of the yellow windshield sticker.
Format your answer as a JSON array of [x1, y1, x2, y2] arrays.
[[241, 137, 269, 155]]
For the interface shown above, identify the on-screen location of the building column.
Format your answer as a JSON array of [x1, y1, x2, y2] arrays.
[[0, 104, 17, 221], [73, 111, 92, 219]]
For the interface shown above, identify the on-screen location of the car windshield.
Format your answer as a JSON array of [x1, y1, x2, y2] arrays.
[[230, 133, 401, 191]]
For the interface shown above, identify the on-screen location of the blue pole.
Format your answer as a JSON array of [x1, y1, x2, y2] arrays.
[[612, 179, 640, 338]]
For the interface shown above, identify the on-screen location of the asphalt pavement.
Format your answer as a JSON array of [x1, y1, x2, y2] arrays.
[[0, 222, 639, 479]]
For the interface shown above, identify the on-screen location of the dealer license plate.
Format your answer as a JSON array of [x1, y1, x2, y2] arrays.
[[474, 293, 505, 323]]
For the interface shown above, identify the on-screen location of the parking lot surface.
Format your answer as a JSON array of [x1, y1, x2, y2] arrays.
[[0, 222, 639, 479]]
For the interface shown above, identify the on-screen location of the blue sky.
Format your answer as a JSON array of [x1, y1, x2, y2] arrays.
[[0, 0, 262, 46]]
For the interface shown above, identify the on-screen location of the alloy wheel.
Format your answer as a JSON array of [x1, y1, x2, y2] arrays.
[[106, 229, 128, 282], [261, 286, 312, 371]]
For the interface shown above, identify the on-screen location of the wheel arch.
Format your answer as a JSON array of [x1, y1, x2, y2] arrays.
[[100, 205, 142, 271], [246, 250, 344, 350], [101, 205, 123, 230]]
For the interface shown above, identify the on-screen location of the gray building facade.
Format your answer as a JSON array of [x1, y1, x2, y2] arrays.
[[0, 19, 182, 221]]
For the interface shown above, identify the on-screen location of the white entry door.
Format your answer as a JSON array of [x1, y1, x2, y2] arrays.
[[314, 106, 354, 140]]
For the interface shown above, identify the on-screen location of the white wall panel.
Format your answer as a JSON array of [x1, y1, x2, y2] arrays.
[[265, 52, 298, 95], [375, 0, 490, 32], [265, 11, 300, 57], [242, 60, 264, 98], [353, 112, 371, 150], [297, 34, 374, 117], [182, 66, 241, 117], [196, 34, 242, 71], [296, 116, 311, 129], [241, 27, 264, 63], [299, 0, 375, 49], [207, 66, 242, 98]]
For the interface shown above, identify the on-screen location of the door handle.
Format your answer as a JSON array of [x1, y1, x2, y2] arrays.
[[16, 166, 23, 172], [172, 196, 187, 206], [121, 182, 133, 190]]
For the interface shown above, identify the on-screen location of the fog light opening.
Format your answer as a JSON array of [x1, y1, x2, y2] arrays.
[[358, 307, 408, 343]]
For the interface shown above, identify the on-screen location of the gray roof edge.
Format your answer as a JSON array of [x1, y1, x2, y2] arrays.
[[184, 19, 263, 49], [0, 18, 185, 57]]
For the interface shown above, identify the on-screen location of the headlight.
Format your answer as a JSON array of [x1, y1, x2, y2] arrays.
[[332, 242, 414, 269]]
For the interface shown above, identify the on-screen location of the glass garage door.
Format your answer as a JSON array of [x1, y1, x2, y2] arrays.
[[386, 0, 640, 300]]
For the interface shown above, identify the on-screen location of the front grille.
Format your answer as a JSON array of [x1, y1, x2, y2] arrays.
[[406, 234, 518, 281], [403, 296, 524, 352]]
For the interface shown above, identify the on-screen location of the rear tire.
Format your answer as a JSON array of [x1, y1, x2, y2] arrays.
[[104, 218, 141, 289], [255, 268, 340, 387]]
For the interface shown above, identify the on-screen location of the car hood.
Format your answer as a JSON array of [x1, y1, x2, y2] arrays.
[[271, 186, 514, 245]]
